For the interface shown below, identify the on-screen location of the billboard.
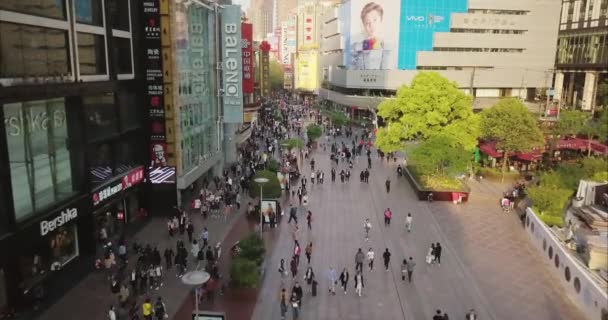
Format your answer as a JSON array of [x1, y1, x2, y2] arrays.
[[348, 0, 400, 70], [342, 0, 468, 70], [296, 51, 318, 91], [283, 68, 293, 89], [241, 23, 254, 94], [221, 5, 243, 123], [280, 19, 296, 67], [398, 0, 467, 69]]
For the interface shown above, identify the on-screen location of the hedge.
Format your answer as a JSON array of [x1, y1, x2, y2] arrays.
[[249, 170, 282, 199]]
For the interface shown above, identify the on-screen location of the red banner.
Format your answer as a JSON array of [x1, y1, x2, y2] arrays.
[[241, 23, 254, 94]]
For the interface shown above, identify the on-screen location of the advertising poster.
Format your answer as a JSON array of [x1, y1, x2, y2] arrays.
[[280, 19, 296, 67], [296, 51, 318, 91], [259, 41, 271, 96], [241, 23, 254, 94], [150, 143, 168, 167], [348, 0, 401, 70], [283, 68, 293, 89], [221, 5, 243, 123], [261, 200, 277, 221], [143, 0, 167, 150], [398, 0, 468, 69], [303, 12, 315, 46]]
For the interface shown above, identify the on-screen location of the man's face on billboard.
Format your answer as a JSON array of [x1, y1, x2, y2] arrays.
[[363, 10, 382, 38]]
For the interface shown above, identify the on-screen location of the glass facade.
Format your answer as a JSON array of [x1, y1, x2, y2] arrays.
[[173, 5, 220, 174], [0, 1, 66, 20], [0, 22, 70, 78], [557, 32, 608, 67], [78, 33, 107, 75], [3, 99, 75, 222]]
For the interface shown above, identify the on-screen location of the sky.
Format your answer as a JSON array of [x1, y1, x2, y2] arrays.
[[232, 0, 251, 11]]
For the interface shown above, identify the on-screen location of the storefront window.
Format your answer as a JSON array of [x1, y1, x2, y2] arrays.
[[75, 0, 104, 26], [78, 33, 107, 75], [117, 92, 141, 131], [0, 1, 66, 20], [0, 22, 70, 78], [4, 99, 76, 222], [20, 224, 79, 288], [108, 0, 130, 31], [83, 93, 118, 141], [88, 142, 113, 185], [112, 37, 133, 74]]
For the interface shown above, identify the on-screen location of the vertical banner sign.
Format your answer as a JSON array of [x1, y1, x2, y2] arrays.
[[222, 5, 243, 123], [241, 23, 254, 94], [143, 0, 167, 167], [283, 68, 293, 89], [303, 12, 314, 46], [259, 41, 271, 97]]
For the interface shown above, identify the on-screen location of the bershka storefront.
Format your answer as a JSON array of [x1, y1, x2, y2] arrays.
[[90, 166, 146, 255], [0, 195, 90, 312]]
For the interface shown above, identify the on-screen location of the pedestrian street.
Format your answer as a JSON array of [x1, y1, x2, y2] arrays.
[[251, 133, 585, 320]]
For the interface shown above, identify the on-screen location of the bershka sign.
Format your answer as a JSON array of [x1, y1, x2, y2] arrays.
[[92, 166, 144, 206], [221, 5, 243, 123], [40, 208, 77, 236]]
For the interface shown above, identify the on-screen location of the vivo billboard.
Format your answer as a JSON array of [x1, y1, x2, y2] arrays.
[[341, 0, 468, 70], [221, 5, 243, 123]]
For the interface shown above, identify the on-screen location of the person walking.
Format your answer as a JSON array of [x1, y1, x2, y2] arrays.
[[339, 268, 349, 294], [466, 309, 478, 320], [306, 211, 312, 230], [305, 242, 313, 264], [434, 242, 442, 265], [355, 248, 365, 272], [354, 270, 364, 297], [367, 248, 375, 271], [290, 256, 298, 278], [294, 240, 301, 265], [385, 178, 391, 193], [432, 310, 444, 320], [288, 205, 298, 224], [405, 213, 413, 232], [153, 297, 167, 320], [163, 248, 174, 270], [280, 288, 288, 320], [290, 292, 300, 319], [364, 218, 372, 241], [401, 259, 408, 281], [384, 208, 392, 226], [327, 267, 338, 295], [427, 243, 436, 265], [186, 221, 194, 243], [304, 267, 315, 293], [278, 258, 287, 278], [382, 248, 391, 271], [142, 298, 153, 320], [292, 281, 303, 305], [108, 305, 117, 320], [406, 257, 416, 282], [200, 227, 209, 248]]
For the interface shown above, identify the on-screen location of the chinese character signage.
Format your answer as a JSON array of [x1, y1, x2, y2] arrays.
[[303, 13, 314, 46], [143, 0, 166, 163], [241, 23, 254, 94], [221, 5, 243, 123], [284, 68, 293, 89], [259, 41, 271, 97], [93, 166, 145, 206]]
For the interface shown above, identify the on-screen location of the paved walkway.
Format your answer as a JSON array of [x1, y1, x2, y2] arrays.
[[251, 137, 586, 319], [39, 194, 248, 320]]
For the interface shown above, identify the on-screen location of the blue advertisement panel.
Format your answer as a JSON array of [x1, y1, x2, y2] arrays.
[[221, 5, 243, 123], [339, 1, 352, 67], [397, 0, 468, 70]]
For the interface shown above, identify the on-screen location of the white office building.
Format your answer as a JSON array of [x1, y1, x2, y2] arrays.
[[319, 0, 563, 111]]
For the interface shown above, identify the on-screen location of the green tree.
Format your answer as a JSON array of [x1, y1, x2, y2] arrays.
[[306, 124, 322, 142], [269, 60, 284, 90], [554, 110, 589, 137], [409, 136, 470, 177], [580, 110, 608, 157], [480, 98, 545, 180], [597, 78, 608, 108], [249, 170, 282, 199], [280, 138, 304, 151], [527, 186, 570, 227], [375, 72, 480, 153]]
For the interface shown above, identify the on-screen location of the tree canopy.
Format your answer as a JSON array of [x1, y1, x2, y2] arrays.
[[554, 110, 590, 137], [306, 124, 322, 142], [269, 60, 284, 90], [480, 98, 545, 178], [480, 98, 545, 155], [375, 72, 480, 153], [409, 136, 470, 177]]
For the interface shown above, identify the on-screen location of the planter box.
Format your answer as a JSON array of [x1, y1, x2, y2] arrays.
[[403, 166, 470, 202]]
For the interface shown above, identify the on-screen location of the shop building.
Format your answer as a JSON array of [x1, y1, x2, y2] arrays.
[[0, 0, 149, 314], [553, 0, 608, 111]]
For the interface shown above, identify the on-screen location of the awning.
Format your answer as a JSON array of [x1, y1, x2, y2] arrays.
[[516, 151, 543, 162], [478, 142, 503, 158], [590, 141, 608, 155], [555, 138, 587, 150]]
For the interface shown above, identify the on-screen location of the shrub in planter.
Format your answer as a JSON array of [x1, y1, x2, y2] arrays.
[[230, 257, 259, 288], [239, 234, 266, 266], [249, 170, 282, 198], [306, 125, 322, 142], [267, 159, 281, 172]]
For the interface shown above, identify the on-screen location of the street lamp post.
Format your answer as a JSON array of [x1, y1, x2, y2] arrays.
[[181, 270, 210, 320], [254, 177, 269, 238]]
